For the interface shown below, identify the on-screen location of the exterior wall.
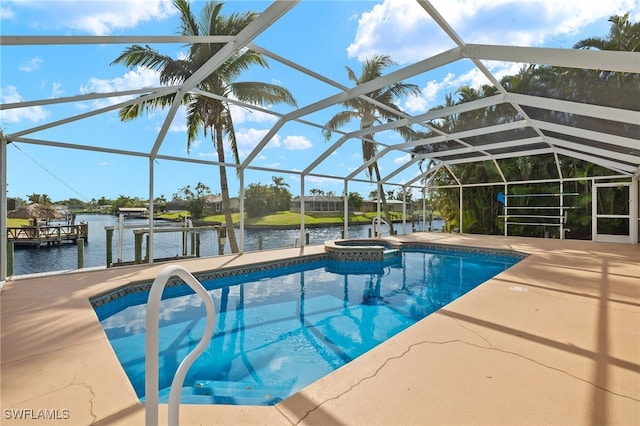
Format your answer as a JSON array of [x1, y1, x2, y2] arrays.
[[362, 200, 407, 213], [7, 198, 23, 211], [290, 196, 344, 213], [206, 197, 239, 213], [167, 197, 240, 214]]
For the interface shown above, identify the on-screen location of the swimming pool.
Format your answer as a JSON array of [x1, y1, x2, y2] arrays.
[[93, 245, 523, 406]]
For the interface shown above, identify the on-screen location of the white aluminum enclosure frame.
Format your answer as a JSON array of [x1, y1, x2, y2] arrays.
[[1, 0, 639, 284]]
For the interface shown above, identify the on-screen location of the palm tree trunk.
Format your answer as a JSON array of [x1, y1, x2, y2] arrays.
[[215, 130, 239, 253], [374, 163, 395, 235]]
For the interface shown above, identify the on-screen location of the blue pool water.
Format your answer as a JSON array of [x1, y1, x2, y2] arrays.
[[95, 247, 521, 406]]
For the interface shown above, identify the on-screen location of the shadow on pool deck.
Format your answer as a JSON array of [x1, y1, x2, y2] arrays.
[[1, 233, 639, 425]]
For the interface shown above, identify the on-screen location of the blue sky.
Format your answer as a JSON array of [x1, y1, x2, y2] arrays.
[[2, 0, 638, 203]]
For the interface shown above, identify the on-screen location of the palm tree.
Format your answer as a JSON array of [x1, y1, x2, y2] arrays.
[[571, 13, 640, 110], [271, 176, 289, 211], [111, 0, 297, 253], [574, 13, 640, 52], [322, 55, 421, 233]]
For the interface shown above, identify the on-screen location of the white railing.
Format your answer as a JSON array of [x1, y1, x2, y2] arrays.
[[372, 216, 390, 237], [145, 265, 216, 426]]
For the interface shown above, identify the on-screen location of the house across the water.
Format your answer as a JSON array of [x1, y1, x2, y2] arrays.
[[117, 207, 148, 218]]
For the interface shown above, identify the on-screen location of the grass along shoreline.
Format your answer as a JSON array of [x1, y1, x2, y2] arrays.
[[163, 210, 409, 228]]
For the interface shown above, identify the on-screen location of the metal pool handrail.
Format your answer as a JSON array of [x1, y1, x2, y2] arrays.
[[145, 265, 216, 426], [372, 216, 390, 237]]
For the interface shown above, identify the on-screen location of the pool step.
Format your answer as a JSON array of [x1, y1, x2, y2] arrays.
[[169, 380, 288, 405]]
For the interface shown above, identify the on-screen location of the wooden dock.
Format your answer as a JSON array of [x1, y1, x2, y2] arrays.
[[7, 224, 89, 247]]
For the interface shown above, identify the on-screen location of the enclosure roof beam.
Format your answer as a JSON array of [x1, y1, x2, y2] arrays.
[[505, 93, 640, 125], [546, 137, 640, 166], [530, 120, 639, 151], [463, 44, 639, 73], [553, 148, 636, 174], [7, 88, 176, 140]]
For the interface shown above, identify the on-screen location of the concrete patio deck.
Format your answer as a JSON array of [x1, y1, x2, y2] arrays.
[[1, 233, 639, 425]]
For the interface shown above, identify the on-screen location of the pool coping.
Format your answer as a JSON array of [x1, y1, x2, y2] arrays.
[[91, 240, 527, 309], [1, 233, 639, 425]]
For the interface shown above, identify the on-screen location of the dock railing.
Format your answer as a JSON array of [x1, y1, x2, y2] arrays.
[[7, 223, 88, 246]]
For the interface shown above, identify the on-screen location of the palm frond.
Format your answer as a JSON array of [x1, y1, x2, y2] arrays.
[[111, 45, 175, 73], [322, 110, 360, 141], [231, 81, 297, 107], [119, 92, 177, 121], [174, 0, 199, 37]]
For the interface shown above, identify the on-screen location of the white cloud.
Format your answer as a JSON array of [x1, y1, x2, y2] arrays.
[[81, 66, 159, 94], [348, 0, 640, 64], [198, 152, 217, 159], [394, 153, 412, 165], [305, 175, 340, 186], [18, 57, 43, 72], [282, 135, 313, 151], [403, 61, 526, 113], [0, 85, 49, 124], [167, 107, 189, 133], [0, 4, 14, 20], [230, 103, 280, 126], [187, 139, 202, 151], [235, 128, 280, 157], [5, 0, 176, 35], [50, 82, 63, 98], [79, 66, 160, 109]]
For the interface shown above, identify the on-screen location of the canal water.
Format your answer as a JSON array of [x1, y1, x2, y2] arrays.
[[11, 214, 443, 276]]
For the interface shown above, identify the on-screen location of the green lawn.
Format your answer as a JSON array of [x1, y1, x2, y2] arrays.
[[194, 210, 406, 226], [7, 218, 30, 227], [8, 211, 409, 228]]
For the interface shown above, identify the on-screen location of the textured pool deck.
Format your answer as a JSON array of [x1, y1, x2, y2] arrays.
[[1, 233, 639, 425]]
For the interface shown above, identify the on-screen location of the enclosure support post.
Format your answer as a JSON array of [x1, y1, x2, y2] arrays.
[[631, 178, 638, 244], [0, 134, 7, 287], [422, 187, 426, 232], [343, 180, 349, 239], [504, 184, 508, 236], [300, 177, 306, 247], [239, 169, 245, 253], [401, 186, 407, 235], [559, 181, 565, 240], [148, 158, 155, 265], [459, 185, 463, 233], [117, 213, 124, 263], [591, 180, 597, 241]]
